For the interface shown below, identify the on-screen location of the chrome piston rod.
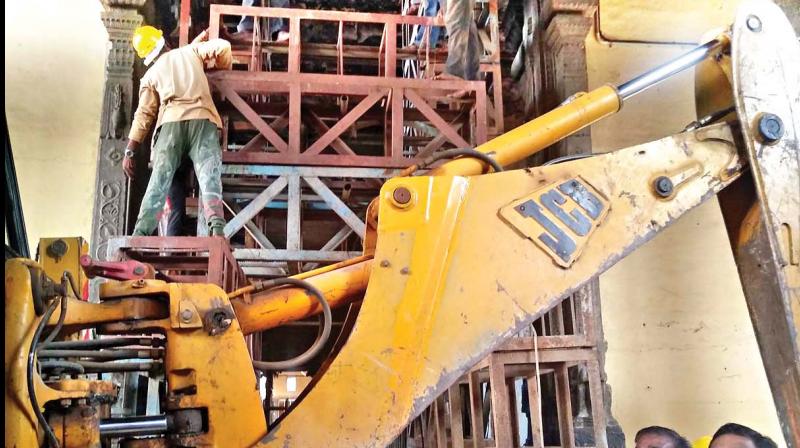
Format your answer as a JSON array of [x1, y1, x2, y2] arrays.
[[616, 38, 726, 100], [99, 415, 168, 438]]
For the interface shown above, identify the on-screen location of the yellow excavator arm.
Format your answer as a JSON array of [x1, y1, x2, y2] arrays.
[[5, 1, 799, 447]]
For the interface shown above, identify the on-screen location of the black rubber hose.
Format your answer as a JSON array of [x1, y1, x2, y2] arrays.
[[40, 271, 79, 347], [252, 278, 333, 371], [27, 299, 61, 448], [40, 294, 66, 347], [63, 271, 81, 299], [419, 148, 504, 174]]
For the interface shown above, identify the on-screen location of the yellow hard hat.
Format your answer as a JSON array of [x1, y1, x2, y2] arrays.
[[132, 26, 164, 60], [693, 435, 712, 448]]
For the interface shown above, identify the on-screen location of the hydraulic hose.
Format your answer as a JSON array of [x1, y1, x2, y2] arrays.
[[251, 278, 332, 371], [27, 299, 61, 448]]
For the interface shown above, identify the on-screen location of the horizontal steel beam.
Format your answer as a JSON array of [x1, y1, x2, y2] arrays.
[[234, 249, 362, 262], [223, 164, 400, 179], [211, 5, 445, 27]]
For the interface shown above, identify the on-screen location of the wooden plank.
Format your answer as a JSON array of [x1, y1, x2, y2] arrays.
[[449, 384, 466, 448], [303, 110, 357, 156], [305, 91, 386, 156], [526, 374, 544, 448], [210, 4, 445, 26], [391, 88, 404, 158], [488, 354, 514, 448], [474, 83, 489, 143], [587, 359, 609, 448], [303, 177, 366, 238], [222, 201, 278, 250], [555, 364, 575, 448], [405, 89, 471, 148], [385, 23, 396, 77], [239, 110, 287, 153], [289, 84, 301, 153], [468, 368, 485, 448], [286, 174, 302, 253], [179, 0, 190, 47], [288, 16, 301, 73], [220, 85, 289, 152], [435, 396, 447, 448], [223, 164, 398, 179], [223, 176, 288, 237], [234, 249, 361, 262]]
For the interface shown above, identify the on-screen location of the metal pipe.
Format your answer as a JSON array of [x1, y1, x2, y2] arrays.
[[99, 415, 168, 438], [617, 38, 725, 100], [77, 361, 159, 373], [38, 349, 163, 360], [41, 337, 160, 350]]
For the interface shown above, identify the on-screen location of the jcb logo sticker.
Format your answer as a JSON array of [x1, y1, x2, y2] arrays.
[[499, 177, 609, 268]]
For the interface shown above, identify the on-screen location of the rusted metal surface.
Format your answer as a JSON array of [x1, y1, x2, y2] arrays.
[[721, 2, 800, 445], [209, 70, 489, 164], [107, 237, 247, 293]]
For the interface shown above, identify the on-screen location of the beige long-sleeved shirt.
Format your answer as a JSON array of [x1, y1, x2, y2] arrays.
[[128, 39, 233, 143]]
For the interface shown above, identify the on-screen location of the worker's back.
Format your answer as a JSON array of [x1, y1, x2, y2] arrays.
[[139, 39, 232, 133]]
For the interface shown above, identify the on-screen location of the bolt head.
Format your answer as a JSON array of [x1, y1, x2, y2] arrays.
[[380, 259, 390, 268], [392, 187, 412, 205], [746, 15, 762, 32], [757, 113, 784, 143], [654, 176, 674, 198], [180, 309, 193, 322]]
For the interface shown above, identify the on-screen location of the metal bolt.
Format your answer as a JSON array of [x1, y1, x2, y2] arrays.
[[392, 187, 412, 205], [757, 113, 784, 143], [380, 259, 390, 268], [180, 309, 193, 322], [133, 266, 145, 275], [653, 176, 674, 198], [400, 267, 410, 275], [746, 15, 762, 32]]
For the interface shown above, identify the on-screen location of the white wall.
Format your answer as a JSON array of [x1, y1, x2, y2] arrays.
[[5, 0, 108, 254]]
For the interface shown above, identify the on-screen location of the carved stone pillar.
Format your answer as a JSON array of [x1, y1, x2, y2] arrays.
[[90, 1, 145, 260]]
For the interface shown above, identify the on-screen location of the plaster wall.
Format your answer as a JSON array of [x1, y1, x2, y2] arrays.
[[5, 0, 108, 253], [588, 2, 787, 443]]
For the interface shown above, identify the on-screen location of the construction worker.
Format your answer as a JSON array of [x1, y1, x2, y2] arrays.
[[124, 25, 231, 236]]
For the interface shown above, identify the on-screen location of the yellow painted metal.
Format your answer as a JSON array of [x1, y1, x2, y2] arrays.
[[259, 123, 742, 446], [5, 259, 44, 447], [38, 237, 89, 298], [5, 259, 117, 447], [233, 258, 372, 334], [159, 283, 267, 446], [429, 85, 621, 177]]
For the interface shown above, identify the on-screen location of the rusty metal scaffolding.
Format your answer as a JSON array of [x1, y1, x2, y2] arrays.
[[172, 3, 504, 272]]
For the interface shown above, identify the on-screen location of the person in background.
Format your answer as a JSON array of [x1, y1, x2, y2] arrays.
[[441, 0, 481, 81], [125, 25, 231, 237], [405, 0, 443, 52], [236, 0, 290, 42], [635, 426, 691, 448], [709, 423, 777, 448]]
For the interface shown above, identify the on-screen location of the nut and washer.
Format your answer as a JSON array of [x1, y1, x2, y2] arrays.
[[653, 176, 674, 198], [757, 113, 784, 144]]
